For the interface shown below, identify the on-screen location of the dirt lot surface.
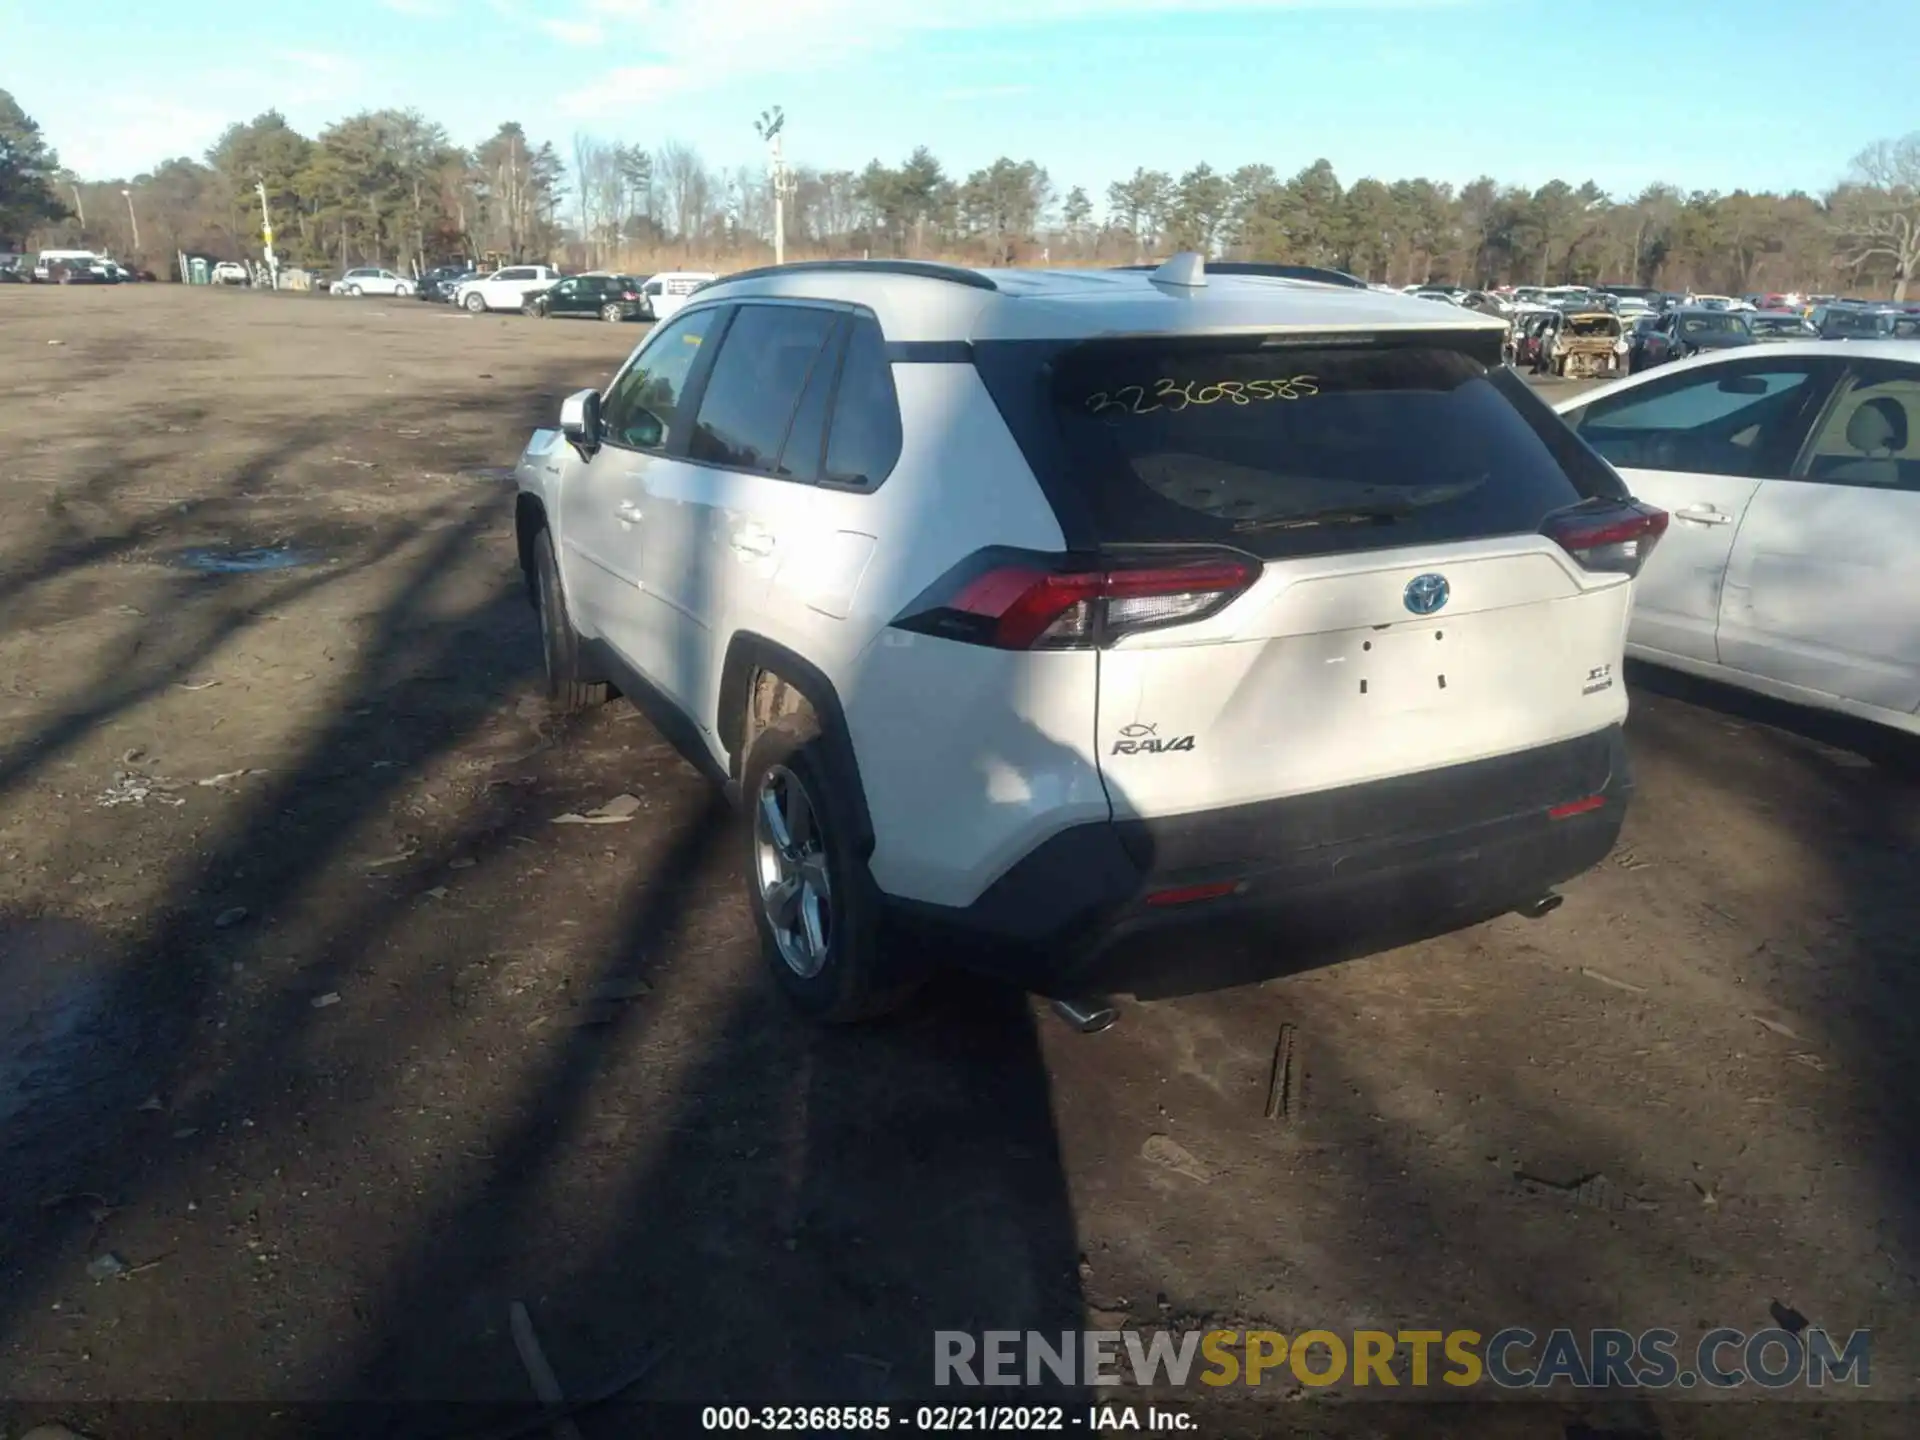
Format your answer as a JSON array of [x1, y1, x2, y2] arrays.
[[1, 286, 1917, 1438]]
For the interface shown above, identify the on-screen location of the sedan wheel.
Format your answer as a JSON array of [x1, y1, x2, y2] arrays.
[[348, 284, 362, 297], [754, 765, 832, 979], [601, 303, 625, 323]]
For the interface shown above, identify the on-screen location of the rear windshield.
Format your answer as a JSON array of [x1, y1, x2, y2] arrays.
[[1679, 313, 1746, 336], [1823, 310, 1886, 336], [985, 338, 1624, 561]]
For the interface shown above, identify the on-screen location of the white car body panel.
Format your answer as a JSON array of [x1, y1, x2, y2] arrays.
[[458, 266, 560, 311], [1555, 342, 1920, 733], [1096, 539, 1634, 822]]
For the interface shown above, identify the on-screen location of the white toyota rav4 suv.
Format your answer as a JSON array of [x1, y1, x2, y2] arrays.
[[512, 256, 1666, 1021]]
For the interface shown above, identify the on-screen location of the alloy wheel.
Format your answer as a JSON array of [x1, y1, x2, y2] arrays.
[[753, 764, 832, 978]]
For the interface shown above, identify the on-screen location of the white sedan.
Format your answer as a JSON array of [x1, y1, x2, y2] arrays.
[[1555, 341, 1920, 735], [330, 267, 415, 297]]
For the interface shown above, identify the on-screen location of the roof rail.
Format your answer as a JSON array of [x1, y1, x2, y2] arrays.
[[703, 258, 999, 292], [1113, 261, 1370, 291]]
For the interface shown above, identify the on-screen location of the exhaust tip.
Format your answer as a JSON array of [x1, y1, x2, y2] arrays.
[[1515, 892, 1565, 920], [1050, 997, 1119, 1034]]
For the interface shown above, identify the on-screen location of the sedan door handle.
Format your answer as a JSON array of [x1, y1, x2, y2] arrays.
[[731, 531, 776, 558], [613, 500, 643, 524], [1674, 504, 1732, 526]]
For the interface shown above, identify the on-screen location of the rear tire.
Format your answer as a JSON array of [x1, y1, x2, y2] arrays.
[[348, 284, 362, 297], [743, 714, 915, 1023], [601, 303, 624, 323], [531, 528, 609, 713]]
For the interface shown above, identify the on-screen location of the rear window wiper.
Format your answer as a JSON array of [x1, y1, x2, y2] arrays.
[[1233, 503, 1420, 532], [1229, 479, 1485, 532]]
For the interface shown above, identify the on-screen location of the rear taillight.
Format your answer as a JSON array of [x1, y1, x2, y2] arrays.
[[892, 549, 1258, 650], [622, 291, 638, 300], [1542, 499, 1669, 577]]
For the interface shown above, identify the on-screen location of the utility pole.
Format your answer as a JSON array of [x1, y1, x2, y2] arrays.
[[69, 183, 86, 233], [121, 189, 142, 253], [755, 107, 793, 267], [256, 180, 278, 286]]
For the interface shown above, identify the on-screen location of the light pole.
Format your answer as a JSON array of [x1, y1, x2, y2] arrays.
[[754, 107, 792, 267], [255, 180, 279, 285], [121, 189, 142, 253], [69, 183, 86, 234]]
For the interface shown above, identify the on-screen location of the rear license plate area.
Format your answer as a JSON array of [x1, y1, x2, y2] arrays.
[[1348, 624, 1461, 711]]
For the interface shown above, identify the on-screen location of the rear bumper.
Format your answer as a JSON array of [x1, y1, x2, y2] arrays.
[[881, 726, 1631, 996]]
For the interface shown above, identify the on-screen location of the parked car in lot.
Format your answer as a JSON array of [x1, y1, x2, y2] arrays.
[[1633, 308, 1755, 369], [455, 264, 561, 313], [1540, 310, 1629, 380], [329, 266, 414, 297], [1747, 311, 1820, 342], [1556, 342, 1919, 736], [512, 254, 1659, 1020], [212, 260, 251, 286], [523, 273, 646, 322], [416, 263, 476, 302], [47, 259, 109, 284], [1811, 304, 1902, 341], [636, 270, 717, 323]]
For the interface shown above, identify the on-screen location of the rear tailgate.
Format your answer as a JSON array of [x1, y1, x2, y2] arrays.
[[1096, 536, 1631, 820], [985, 331, 1650, 823]]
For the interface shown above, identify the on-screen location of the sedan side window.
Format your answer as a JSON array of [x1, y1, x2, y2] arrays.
[[598, 306, 723, 451], [1571, 363, 1828, 479], [1798, 366, 1920, 492]]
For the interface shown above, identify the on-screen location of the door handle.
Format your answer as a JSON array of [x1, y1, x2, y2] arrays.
[[613, 500, 643, 524], [731, 531, 775, 558], [1674, 505, 1731, 525]]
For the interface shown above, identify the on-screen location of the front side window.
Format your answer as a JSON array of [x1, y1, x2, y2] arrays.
[[598, 306, 723, 451], [689, 304, 840, 474]]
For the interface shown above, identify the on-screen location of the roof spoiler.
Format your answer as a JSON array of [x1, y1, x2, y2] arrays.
[[1114, 259, 1370, 291]]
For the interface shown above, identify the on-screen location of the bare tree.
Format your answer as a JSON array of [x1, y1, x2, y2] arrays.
[[656, 140, 711, 253], [1836, 134, 1920, 301]]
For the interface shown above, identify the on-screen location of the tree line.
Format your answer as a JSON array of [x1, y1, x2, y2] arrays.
[[4, 89, 1916, 299]]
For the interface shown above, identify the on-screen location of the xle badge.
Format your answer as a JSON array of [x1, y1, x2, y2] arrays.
[[1112, 722, 1196, 756], [1584, 663, 1614, 696]]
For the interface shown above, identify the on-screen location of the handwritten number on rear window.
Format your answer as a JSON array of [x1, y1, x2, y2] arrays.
[[1086, 376, 1319, 416]]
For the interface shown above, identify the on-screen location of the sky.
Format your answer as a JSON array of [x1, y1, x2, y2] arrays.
[[8, 0, 1913, 209]]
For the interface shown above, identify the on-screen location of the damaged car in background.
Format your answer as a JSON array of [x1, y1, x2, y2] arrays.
[[1539, 311, 1629, 380]]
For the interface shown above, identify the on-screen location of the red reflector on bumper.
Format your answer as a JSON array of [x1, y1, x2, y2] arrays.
[[1549, 794, 1606, 820], [1145, 881, 1242, 908]]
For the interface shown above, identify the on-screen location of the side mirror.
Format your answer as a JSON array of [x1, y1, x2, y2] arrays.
[[560, 389, 601, 457]]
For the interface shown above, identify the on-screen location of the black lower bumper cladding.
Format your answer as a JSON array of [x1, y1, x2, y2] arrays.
[[884, 726, 1631, 996]]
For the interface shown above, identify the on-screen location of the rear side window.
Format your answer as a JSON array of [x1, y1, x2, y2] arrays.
[[822, 314, 903, 488], [1031, 340, 1622, 560], [690, 304, 839, 473]]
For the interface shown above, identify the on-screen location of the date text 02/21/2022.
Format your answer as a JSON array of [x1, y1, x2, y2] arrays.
[[699, 1404, 1196, 1431]]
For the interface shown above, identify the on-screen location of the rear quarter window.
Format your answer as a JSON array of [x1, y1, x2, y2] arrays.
[[1026, 340, 1622, 560]]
